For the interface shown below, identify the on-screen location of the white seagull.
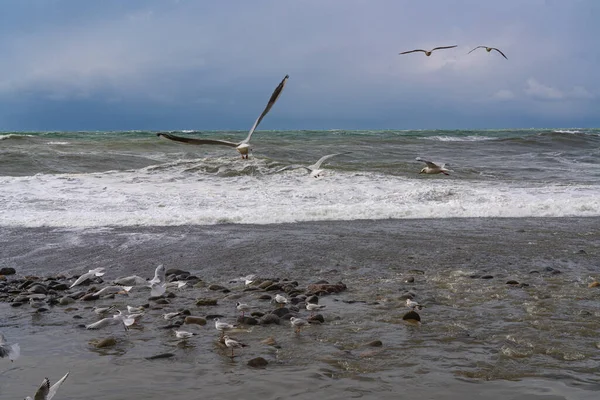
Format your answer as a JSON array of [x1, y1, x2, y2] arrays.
[[236, 302, 253, 317], [85, 310, 133, 331], [157, 74, 289, 159], [174, 330, 196, 339], [0, 333, 20, 362], [163, 311, 183, 320], [290, 317, 309, 333], [149, 264, 166, 285], [306, 303, 326, 316], [93, 305, 117, 315], [126, 305, 145, 313], [399, 45, 457, 56], [214, 318, 236, 337], [275, 152, 352, 178], [24, 372, 69, 400], [406, 299, 424, 310], [275, 294, 288, 307], [70, 268, 105, 288], [468, 46, 507, 60], [93, 285, 133, 297], [416, 157, 452, 175], [223, 335, 248, 357]]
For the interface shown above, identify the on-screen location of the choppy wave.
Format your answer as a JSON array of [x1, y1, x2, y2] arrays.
[[421, 135, 498, 142]]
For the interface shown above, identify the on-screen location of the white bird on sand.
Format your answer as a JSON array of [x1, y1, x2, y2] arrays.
[[174, 330, 196, 339], [157, 75, 289, 159], [406, 299, 424, 310], [223, 335, 248, 357], [275, 152, 352, 178], [70, 268, 105, 288], [290, 317, 309, 333], [24, 372, 69, 400], [0, 333, 20, 362], [399, 45, 457, 56], [93, 305, 117, 315], [468, 46, 507, 60], [416, 157, 452, 175], [214, 318, 236, 336], [93, 285, 133, 297], [275, 294, 288, 307], [306, 303, 326, 316], [236, 302, 253, 317]]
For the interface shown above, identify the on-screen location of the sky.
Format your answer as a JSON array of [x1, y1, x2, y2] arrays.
[[0, 0, 598, 131]]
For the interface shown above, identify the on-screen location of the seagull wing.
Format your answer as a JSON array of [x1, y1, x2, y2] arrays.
[[151, 264, 166, 284], [416, 157, 439, 168], [157, 133, 239, 147], [149, 282, 166, 297], [47, 372, 69, 400], [310, 152, 352, 170], [0, 333, 6, 345], [85, 317, 116, 330], [492, 47, 508, 59], [242, 74, 289, 144], [399, 49, 426, 55], [33, 378, 50, 400], [431, 45, 458, 52], [467, 46, 486, 54], [70, 272, 92, 288]]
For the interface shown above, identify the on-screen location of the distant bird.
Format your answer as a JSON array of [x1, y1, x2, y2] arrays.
[[70, 267, 105, 288], [275, 294, 288, 307], [126, 305, 145, 314], [157, 74, 289, 159], [406, 299, 424, 310], [174, 330, 196, 339], [214, 318, 236, 337], [94, 305, 117, 315], [290, 317, 309, 333], [223, 335, 248, 357], [416, 157, 451, 175], [85, 310, 133, 331], [93, 285, 132, 297], [0, 333, 20, 362], [149, 264, 166, 285], [305, 303, 326, 317], [24, 372, 69, 400], [468, 46, 507, 60], [275, 152, 352, 178], [236, 302, 253, 317], [399, 45, 457, 56], [163, 311, 183, 320]]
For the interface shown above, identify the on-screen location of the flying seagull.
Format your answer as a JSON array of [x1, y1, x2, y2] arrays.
[[399, 45, 457, 56], [24, 372, 69, 400], [0, 333, 20, 362], [275, 152, 351, 178], [468, 46, 507, 60], [157, 74, 289, 159], [416, 157, 452, 176]]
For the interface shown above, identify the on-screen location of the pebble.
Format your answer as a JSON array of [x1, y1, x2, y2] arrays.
[[91, 337, 117, 348], [366, 340, 383, 347], [402, 310, 421, 322], [208, 284, 227, 291], [196, 298, 218, 306], [184, 316, 207, 326], [0, 267, 16, 276], [404, 276, 415, 283], [247, 357, 269, 368], [308, 314, 324, 323], [259, 314, 280, 325]]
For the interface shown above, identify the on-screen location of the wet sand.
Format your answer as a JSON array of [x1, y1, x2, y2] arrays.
[[1, 217, 600, 399]]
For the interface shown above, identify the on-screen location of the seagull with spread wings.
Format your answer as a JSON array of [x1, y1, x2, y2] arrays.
[[157, 74, 289, 159], [416, 157, 452, 176], [24, 372, 69, 400], [275, 152, 351, 178], [399, 45, 457, 56], [468, 46, 508, 60]]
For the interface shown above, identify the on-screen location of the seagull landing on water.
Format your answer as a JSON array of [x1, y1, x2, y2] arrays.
[[416, 157, 452, 176], [70, 267, 105, 288], [0, 332, 20, 362], [468, 46, 507, 60], [275, 152, 352, 178], [157, 75, 289, 159], [399, 45, 457, 57], [24, 372, 69, 400]]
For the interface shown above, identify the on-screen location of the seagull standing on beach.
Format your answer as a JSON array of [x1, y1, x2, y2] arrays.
[[24, 372, 69, 400], [275, 152, 352, 178], [223, 335, 248, 357], [467, 46, 508, 59], [70, 268, 105, 288], [0, 333, 20, 362], [157, 74, 289, 159], [399, 45, 457, 56], [416, 157, 452, 175]]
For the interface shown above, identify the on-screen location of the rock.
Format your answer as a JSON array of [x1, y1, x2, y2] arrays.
[[506, 280, 519, 285], [308, 314, 324, 323], [165, 268, 189, 276], [251, 311, 265, 318], [366, 340, 383, 347], [247, 357, 268, 368], [237, 316, 259, 325], [270, 307, 290, 317], [469, 274, 481, 279], [184, 316, 207, 326], [208, 284, 227, 291], [402, 310, 421, 322], [259, 314, 280, 325], [205, 314, 225, 320], [73, 315, 83, 319], [256, 294, 272, 301], [551, 270, 561, 275], [258, 280, 273, 289], [404, 276, 415, 283], [91, 337, 117, 348], [529, 270, 540, 274], [27, 283, 48, 294], [49, 282, 69, 291], [59, 296, 75, 305], [545, 267, 554, 272], [265, 284, 282, 292], [407, 269, 425, 275], [481, 275, 494, 280], [306, 282, 347, 295], [81, 294, 100, 301], [398, 291, 416, 300], [261, 337, 278, 346], [10, 301, 25, 307], [305, 295, 319, 304], [196, 298, 218, 306], [588, 281, 600, 288], [0, 267, 16, 276], [145, 353, 175, 360]]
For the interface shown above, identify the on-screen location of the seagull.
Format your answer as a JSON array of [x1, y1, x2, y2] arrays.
[[114, 275, 147, 286], [147, 281, 167, 297], [306, 303, 326, 316], [416, 157, 451, 175], [223, 335, 248, 357], [29, 298, 47, 309], [275, 152, 352, 178], [236, 302, 253, 317], [290, 317, 309, 333], [242, 274, 256, 286], [70, 268, 105, 288], [399, 45, 457, 56], [214, 318, 236, 337], [149, 264, 166, 285], [0, 333, 20, 362], [166, 281, 187, 290], [163, 311, 183, 320], [157, 74, 289, 159], [85, 310, 132, 331], [93, 285, 133, 297], [406, 299, 424, 310], [126, 305, 145, 313], [24, 372, 69, 400], [468, 46, 507, 60], [274, 294, 288, 307], [94, 305, 117, 315], [174, 330, 196, 339]]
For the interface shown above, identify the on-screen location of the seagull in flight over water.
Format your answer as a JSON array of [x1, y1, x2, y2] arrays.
[[467, 46, 508, 60], [399, 45, 457, 56], [416, 157, 452, 176], [275, 152, 351, 178], [157, 74, 289, 159], [24, 372, 69, 400]]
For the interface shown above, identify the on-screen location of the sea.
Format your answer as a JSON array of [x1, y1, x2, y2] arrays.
[[1, 128, 599, 227], [1, 129, 600, 400]]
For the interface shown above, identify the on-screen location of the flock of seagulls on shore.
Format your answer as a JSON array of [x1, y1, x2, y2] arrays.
[[156, 43, 508, 177]]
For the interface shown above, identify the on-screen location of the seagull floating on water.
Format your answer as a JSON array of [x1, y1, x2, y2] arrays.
[[399, 45, 457, 56], [70, 268, 105, 288], [0, 332, 20, 362], [223, 335, 248, 357], [157, 75, 289, 159], [174, 330, 196, 339], [468, 46, 507, 59], [24, 372, 69, 400], [416, 157, 452, 175], [275, 152, 352, 178]]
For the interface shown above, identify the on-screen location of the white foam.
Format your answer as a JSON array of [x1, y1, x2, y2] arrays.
[[421, 135, 497, 142], [0, 166, 599, 228]]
